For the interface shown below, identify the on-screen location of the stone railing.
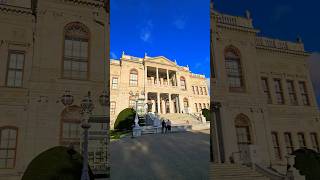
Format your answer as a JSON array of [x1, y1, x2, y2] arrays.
[[256, 37, 305, 52], [216, 13, 253, 29], [190, 73, 206, 79]]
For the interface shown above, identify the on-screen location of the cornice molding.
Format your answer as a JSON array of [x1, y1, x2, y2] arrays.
[[60, 0, 104, 9], [0, 4, 32, 15]]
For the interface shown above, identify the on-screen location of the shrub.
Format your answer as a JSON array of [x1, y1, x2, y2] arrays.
[[202, 108, 211, 121], [114, 108, 136, 130], [293, 148, 320, 180], [22, 146, 95, 180]]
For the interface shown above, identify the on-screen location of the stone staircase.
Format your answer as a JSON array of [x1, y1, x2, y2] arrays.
[[159, 113, 202, 125], [159, 113, 209, 130], [210, 163, 270, 180]]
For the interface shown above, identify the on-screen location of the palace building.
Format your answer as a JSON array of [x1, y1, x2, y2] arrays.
[[110, 53, 210, 127], [211, 7, 320, 180], [0, 1, 109, 179]]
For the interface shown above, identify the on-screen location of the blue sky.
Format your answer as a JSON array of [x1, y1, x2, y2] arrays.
[[214, 0, 320, 53], [110, 0, 210, 78]]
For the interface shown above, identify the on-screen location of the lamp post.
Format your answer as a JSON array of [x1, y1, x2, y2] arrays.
[[80, 91, 94, 180], [60, 90, 108, 180], [129, 91, 140, 127], [129, 91, 144, 137]]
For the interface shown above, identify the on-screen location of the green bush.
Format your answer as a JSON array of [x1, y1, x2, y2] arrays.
[[22, 146, 95, 180], [202, 108, 211, 121], [293, 148, 320, 180], [114, 108, 136, 130]]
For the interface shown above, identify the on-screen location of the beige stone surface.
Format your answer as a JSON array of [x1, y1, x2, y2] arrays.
[[211, 7, 320, 178], [0, 1, 109, 179]]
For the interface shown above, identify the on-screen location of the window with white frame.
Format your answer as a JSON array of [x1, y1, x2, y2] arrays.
[[6, 51, 25, 87], [0, 127, 18, 169], [299, 81, 310, 106], [271, 132, 282, 160], [110, 101, 116, 114], [112, 77, 118, 89], [287, 80, 298, 105], [63, 22, 89, 80]]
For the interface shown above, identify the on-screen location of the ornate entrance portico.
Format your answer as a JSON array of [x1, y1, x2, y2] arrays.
[[147, 92, 182, 114]]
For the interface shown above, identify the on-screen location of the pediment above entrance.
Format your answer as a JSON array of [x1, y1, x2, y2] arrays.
[[145, 56, 177, 67]]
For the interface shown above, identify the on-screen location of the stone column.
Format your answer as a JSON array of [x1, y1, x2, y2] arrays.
[[166, 69, 170, 86], [157, 93, 161, 114], [168, 93, 172, 113], [151, 100, 156, 113], [162, 99, 166, 114], [175, 96, 179, 113], [178, 96, 183, 113], [156, 68, 159, 85]]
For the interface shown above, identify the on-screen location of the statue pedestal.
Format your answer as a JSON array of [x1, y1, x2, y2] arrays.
[[132, 126, 142, 137]]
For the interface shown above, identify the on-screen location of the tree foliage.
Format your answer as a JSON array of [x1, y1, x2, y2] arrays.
[[293, 148, 320, 180], [202, 108, 211, 121], [114, 108, 136, 130], [22, 146, 94, 180]]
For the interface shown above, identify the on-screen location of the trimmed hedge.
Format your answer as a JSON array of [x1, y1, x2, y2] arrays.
[[114, 108, 136, 130], [293, 148, 320, 180], [202, 108, 211, 121], [22, 146, 95, 180]]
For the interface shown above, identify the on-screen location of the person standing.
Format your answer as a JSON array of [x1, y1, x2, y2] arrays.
[[161, 119, 166, 134], [166, 119, 171, 133]]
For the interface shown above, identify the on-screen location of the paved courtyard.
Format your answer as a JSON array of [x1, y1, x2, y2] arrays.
[[110, 130, 210, 180]]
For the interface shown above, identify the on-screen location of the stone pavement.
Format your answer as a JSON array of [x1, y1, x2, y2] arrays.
[[110, 130, 210, 180]]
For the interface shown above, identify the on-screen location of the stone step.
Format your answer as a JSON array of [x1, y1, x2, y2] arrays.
[[210, 164, 270, 180]]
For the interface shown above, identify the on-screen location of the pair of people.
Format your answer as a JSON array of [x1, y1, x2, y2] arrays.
[[161, 119, 172, 133]]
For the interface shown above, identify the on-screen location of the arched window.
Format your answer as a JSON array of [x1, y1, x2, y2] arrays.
[[225, 46, 244, 91], [0, 127, 18, 169], [60, 106, 82, 151], [63, 22, 89, 80], [129, 69, 138, 86], [180, 76, 186, 90], [235, 114, 252, 144]]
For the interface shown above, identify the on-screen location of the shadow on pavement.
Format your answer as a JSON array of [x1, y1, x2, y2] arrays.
[[110, 130, 209, 180]]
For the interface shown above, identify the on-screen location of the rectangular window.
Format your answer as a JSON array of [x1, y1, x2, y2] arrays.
[[287, 80, 298, 105], [6, 51, 25, 87], [299, 81, 310, 106], [203, 87, 207, 95], [284, 132, 294, 154], [0, 128, 17, 169], [298, 133, 307, 148], [200, 87, 203, 95], [192, 86, 195, 94], [129, 72, 138, 86], [225, 58, 244, 90], [199, 103, 202, 111], [63, 39, 88, 80], [274, 79, 285, 104], [62, 122, 80, 139], [112, 77, 118, 89], [110, 102, 116, 115], [196, 86, 199, 95], [310, 133, 320, 152], [271, 132, 282, 160], [195, 103, 198, 112], [129, 99, 136, 108], [261, 78, 272, 104]]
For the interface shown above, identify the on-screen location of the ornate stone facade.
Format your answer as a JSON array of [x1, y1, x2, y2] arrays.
[[110, 53, 210, 127], [0, 1, 109, 179], [211, 8, 320, 178]]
